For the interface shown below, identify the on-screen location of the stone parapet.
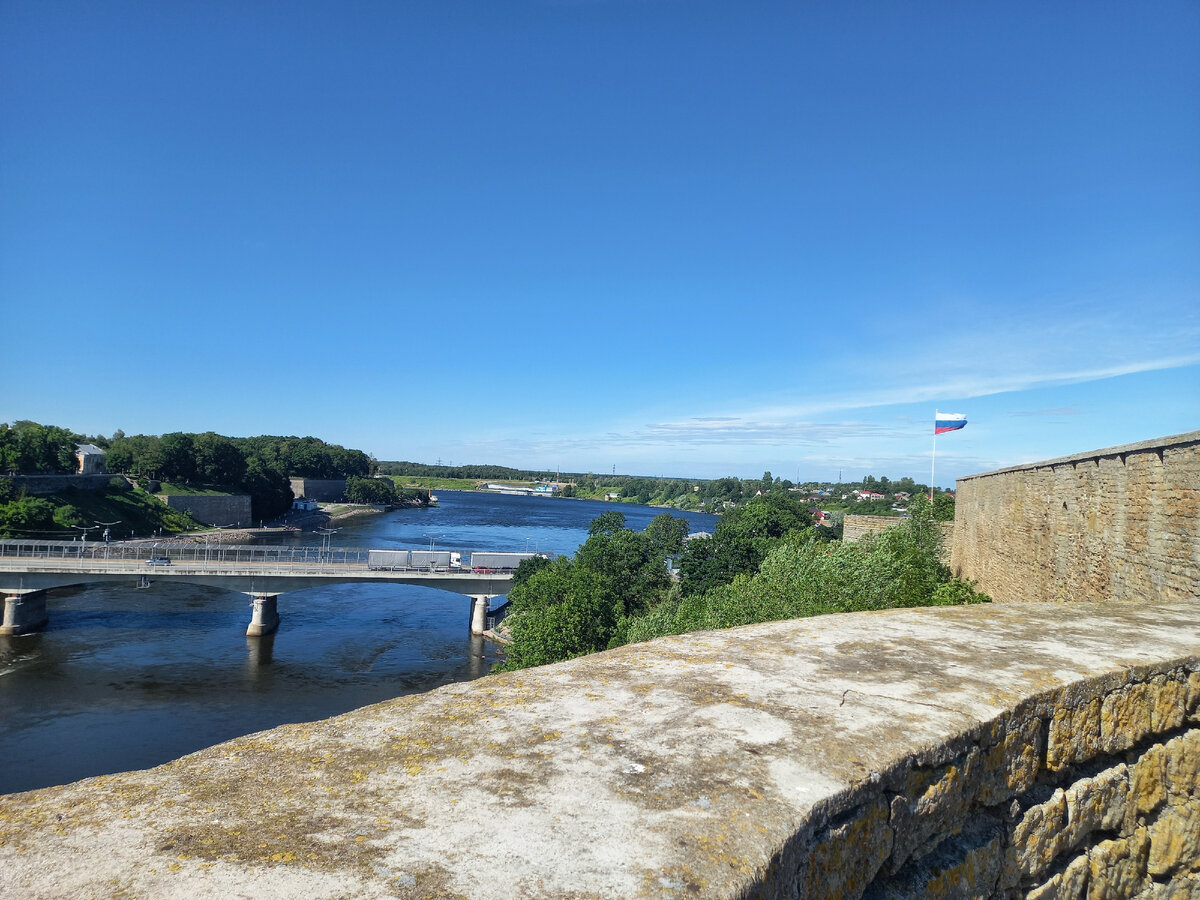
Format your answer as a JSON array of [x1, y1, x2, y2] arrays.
[[951, 431, 1200, 604], [1, 598, 1196, 899]]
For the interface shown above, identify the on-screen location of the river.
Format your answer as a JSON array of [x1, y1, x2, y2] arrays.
[[0, 491, 717, 794]]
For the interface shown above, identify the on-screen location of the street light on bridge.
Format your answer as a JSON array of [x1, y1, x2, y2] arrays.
[[70, 524, 99, 555], [315, 527, 339, 565], [205, 524, 234, 565], [95, 520, 121, 559]]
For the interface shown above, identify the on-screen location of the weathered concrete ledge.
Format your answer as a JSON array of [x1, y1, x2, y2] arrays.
[[2, 599, 1197, 899]]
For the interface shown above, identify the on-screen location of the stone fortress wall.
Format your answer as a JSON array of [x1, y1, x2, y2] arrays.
[[5, 473, 115, 495], [951, 431, 1200, 605], [161, 493, 253, 527], [844, 515, 954, 560], [289, 477, 347, 502]]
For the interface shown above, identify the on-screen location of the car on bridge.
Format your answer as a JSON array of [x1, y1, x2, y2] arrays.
[[146, 556, 172, 566]]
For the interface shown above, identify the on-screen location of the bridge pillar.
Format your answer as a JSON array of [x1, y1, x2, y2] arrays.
[[469, 595, 492, 635], [1, 591, 48, 636], [246, 594, 280, 637]]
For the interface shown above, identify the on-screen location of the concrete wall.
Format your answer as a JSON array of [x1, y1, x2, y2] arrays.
[[289, 477, 346, 502], [161, 493, 253, 526], [2, 599, 1196, 899], [951, 431, 1200, 604], [5, 474, 115, 495]]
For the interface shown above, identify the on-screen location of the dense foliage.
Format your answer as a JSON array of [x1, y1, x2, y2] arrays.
[[495, 511, 685, 670], [344, 475, 399, 505], [1, 421, 379, 529], [106, 432, 372, 520], [679, 492, 821, 595], [498, 495, 986, 671], [0, 421, 83, 474], [0, 476, 200, 538], [626, 495, 983, 641]]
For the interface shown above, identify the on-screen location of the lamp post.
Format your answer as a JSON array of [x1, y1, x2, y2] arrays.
[[316, 527, 339, 565], [95, 519, 121, 559], [70, 524, 99, 556], [205, 523, 234, 565]]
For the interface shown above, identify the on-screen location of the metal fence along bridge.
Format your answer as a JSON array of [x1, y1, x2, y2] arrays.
[[0, 539, 517, 637]]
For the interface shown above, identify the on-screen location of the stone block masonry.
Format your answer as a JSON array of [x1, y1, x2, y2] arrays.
[[951, 431, 1200, 605], [2, 598, 1196, 899], [844, 515, 954, 561], [288, 478, 346, 502], [5, 473, 115, 495], [161, 493, 253, 527]]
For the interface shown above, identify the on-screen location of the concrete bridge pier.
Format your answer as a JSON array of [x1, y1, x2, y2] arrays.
[[1, 590, 48, 636], [246, 594, 280, 637], [469, 595, 494, 636]]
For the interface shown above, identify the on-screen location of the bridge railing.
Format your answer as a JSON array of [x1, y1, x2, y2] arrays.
[[0, 539, 383, 568]]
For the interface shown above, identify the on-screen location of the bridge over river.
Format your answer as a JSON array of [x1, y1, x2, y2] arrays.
[[0, 539, 515, 637]]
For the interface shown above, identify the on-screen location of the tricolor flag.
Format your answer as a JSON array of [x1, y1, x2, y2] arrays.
[[935, 412, 967, 435]]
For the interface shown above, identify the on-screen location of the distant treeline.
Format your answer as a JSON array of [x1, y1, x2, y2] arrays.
[[377, 460, 949, 515], [376, 461, 562, 481], [1, 421, 376, 523]]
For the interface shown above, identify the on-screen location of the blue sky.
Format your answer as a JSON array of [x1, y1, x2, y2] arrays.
[[2, 1, 1197, 487]]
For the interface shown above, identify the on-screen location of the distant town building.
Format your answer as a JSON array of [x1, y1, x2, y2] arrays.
[[75, 444, 107, 475], [292, 497, 320, 512]]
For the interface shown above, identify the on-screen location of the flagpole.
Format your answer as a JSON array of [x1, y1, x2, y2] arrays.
[[930, 411, 937, 501]]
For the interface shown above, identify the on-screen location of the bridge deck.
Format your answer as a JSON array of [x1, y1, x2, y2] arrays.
[[0, 540, 514, 597]]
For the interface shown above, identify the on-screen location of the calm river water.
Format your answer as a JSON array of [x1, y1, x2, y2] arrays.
[[0, 492, 717, 794]]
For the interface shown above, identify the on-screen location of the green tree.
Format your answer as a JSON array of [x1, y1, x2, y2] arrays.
[[497, 559, 621, 670], [1, 421, 80, 473], [52, 504, 87, 529], [932, 493, 955, 522], [345, 476, 398, 505], [588, 510, 626, 536], [679, 492, 814, 595], [192, 432, 247, 485], [510, 553, 552, 589], [158, 433, 197, 482], [0, 496, 55, 536], [574, 527, 669, 618], [644, 512, 689, 557]]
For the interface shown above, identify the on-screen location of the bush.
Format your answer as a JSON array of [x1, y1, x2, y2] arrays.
[[625, 504, 986, 644], [52, 504, 87, 529]]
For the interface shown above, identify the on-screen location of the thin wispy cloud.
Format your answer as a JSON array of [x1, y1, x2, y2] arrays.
[[748, 352, 1200, 422]]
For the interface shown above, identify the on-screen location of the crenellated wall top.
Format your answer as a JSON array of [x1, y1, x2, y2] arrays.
[[956, 430, 1200, 482]]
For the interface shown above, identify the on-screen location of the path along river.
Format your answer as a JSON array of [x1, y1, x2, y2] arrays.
[[0, 491, 717, 794]]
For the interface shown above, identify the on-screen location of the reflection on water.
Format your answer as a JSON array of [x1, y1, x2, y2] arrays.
[[0, 491, 717, 794]]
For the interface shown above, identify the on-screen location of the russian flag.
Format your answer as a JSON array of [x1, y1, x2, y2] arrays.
[[935, 412, 967, 435]]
